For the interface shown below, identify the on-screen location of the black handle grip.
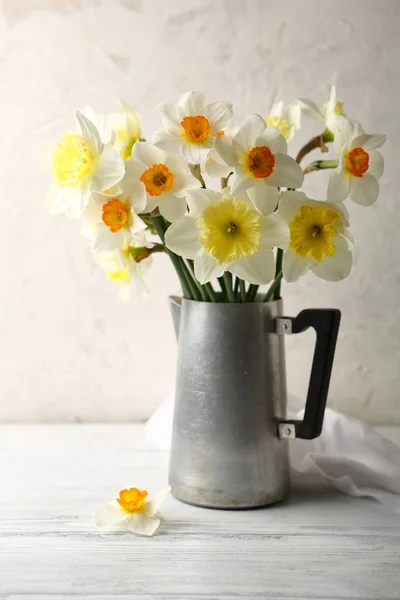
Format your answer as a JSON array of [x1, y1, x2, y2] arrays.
[[280, 309, 341, 440]]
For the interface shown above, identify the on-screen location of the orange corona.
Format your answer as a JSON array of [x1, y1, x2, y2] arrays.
[[247, 146, 275, 178]]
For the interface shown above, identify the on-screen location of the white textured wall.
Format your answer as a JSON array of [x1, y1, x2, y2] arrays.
[[0, 0, 399, 423]]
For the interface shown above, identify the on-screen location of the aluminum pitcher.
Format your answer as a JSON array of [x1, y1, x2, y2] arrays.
[[169, 296, 341, 509]]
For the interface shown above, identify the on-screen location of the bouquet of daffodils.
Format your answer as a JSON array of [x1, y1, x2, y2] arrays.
[[47, 89, 386, 303]]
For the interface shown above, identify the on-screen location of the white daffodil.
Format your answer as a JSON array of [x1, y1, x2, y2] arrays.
[[264, 101, 301, 142], [93, 238, 153, 301], [153, 91, 234, 164], [327, 119, 386, 207], [82, 161, 148, 252], [95, 486, 170, 536], [295, 85, 346, 133], [165, 188, 289, 285], [277, 191, 353, 283], [47, 112, 125, 219], [129, 141, 200, 222], [215, 115, 304, 216], [82, 100, 142, 160]]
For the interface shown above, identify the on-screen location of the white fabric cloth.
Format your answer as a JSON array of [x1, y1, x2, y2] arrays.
[[145, 393, 400, 511]]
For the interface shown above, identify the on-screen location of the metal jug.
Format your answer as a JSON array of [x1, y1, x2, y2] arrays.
[[169, 296, 341, 509]]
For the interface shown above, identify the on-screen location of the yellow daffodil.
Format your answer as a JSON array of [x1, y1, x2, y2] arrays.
[[277, 191, 353, 282], [95, 486, 170, 536], [47, 112, 125, 219], [165, 188, 289, 285]]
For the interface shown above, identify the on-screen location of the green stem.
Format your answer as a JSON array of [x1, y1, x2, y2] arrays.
[[223, 272, 236, 303], [239, 279, 246, 302], [204, 282, 217, 302], [150, 215, 192, 299], [218, 276, 227, 299], [273, 248, 283, 301], [182, 264, 201, 301], [234, 277, 240, 300], [245, 284, 259, 302], [264, 272, 283, 302], [303, 159, 339, 174]]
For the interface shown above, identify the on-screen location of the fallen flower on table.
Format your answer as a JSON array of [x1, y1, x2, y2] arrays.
[[95, 486, 170, 536]]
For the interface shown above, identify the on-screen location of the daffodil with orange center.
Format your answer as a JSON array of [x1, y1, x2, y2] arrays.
[[153, 91, 234, 164], [165, 188, 289, 285], [129, 142, 200, 222], [95, 485, 170, 536], [277, 191, 353, 282], [327, 119, 386, 207], [215, 114, 304, 216], [47, 112, 125, 219], [81, 162, 149, 252]]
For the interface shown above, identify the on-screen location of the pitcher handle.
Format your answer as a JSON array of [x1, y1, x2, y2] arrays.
[[276, 309, 341, 440]]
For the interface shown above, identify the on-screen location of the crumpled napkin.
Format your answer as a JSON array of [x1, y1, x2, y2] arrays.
[[144, 393, 400, 511]]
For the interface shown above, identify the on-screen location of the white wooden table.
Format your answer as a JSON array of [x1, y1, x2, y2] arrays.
[[1, 425, 400, 600]]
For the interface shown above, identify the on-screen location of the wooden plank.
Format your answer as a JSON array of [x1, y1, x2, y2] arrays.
[[0, 425, 399, 599]]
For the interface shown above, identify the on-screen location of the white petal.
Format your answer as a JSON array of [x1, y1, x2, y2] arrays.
[[93, 224, 126, 252], [123, 159, 146, 180], [178, 91, 206, 117], [351, 133, 386, 151], [233, 115, 266, 150], [295, 98, 325, 124], [143, 487, 171, 518], [333, 117, 355, 155], [311, 235, 352, 281], [260, 213, 290, 248], [349, 174, 379, 206], [181, 142, 211, 164], [277, 190, 309, 223], [367, 150, 384, 180], [266, 153, 304, 188], [159, 194, 187, 222], [327, 170, 350, 203], [283, 249, 314, 282], [204, 156, 231, 178], [131, 141, 165, 168], [186, 188, 220, 217], [130, 214, 147, 235], [214, 135, 236, 166], [269, 101, 283, 118], [128, 513, 160, 536], [94, 502, 129, 529], [158, 102, 182, 134], [229, 249, 275, 285], [171, 168, 201, 196], [247, 181, 278, 216], [92, 248, 125, 272], [47, 184, 85, 218], [230, 173, 253, 195], [126, 181, 147, 214], [206, 101, 234, 132], [194, 250, 226, 284], [255, 127, 287, 154], [153, 129, 182, 153], [143, 193, 159, 213], [165, 216, 201, 258], [80, 193, 104, 226], [76, 111, 103, 156], [92, 146, 125, 192]]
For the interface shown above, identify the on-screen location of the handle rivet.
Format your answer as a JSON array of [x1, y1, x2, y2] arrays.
[[282, 323, 288, 331]]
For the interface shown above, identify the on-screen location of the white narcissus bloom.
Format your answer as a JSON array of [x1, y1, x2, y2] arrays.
[[327, 119, 386, 207], [82, 100, 142, 160], [295, 85, 346, 133], [93, 238, 152, 301], [277, 191, 353, 283], [165, 188, 289, 285], [82, 162, 148, 252], [47, 112, 125, 219], [215, 115, 304, 216], [129, 142, 200, 222], [264, 101, 301, 142], [153, 91, 234, 164], [95, 486, 170, 536]]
